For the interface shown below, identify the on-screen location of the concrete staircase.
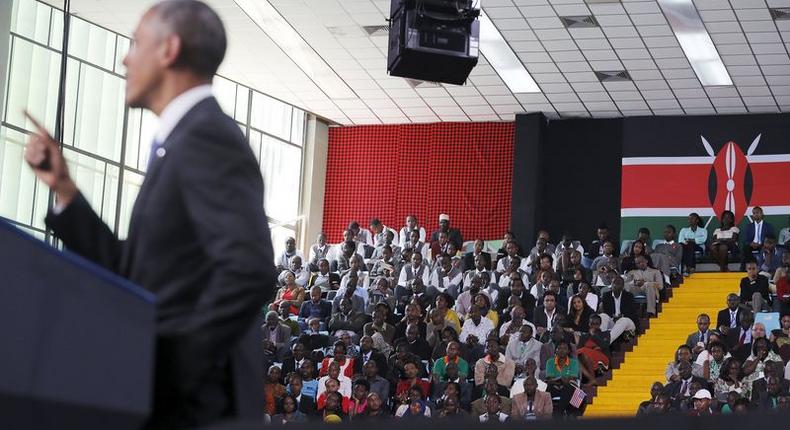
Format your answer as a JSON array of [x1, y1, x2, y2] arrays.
[[584, 272, 742, 417]]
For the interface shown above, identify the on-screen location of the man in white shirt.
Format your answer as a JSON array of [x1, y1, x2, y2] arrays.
[[399, 214, 426, 248], [464, 254, 497, 290], [308, 233, 331, 269], [277, 237, 304, 271], [286, 255, 310, 287], [460, 304, 494, 346], [429, 254, 464, 297], [553, 234, 585, 271]]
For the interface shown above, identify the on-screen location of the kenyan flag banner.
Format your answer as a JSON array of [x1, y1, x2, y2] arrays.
[[620, 115, 790, 239]]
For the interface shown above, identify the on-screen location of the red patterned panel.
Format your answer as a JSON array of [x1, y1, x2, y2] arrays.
[[323, 122, 515, 242]]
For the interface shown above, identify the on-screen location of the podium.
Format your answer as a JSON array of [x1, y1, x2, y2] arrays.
[[0, 219, 156, 429]]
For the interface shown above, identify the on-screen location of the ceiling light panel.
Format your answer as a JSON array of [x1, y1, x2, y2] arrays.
[[656, 0, 733, 86], [234, 0, 357, 99], [479, 9, 542, 93]]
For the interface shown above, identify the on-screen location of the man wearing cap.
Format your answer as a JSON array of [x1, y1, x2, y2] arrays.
[[431, 214, 464, 250], [688, 389, 714, 416]]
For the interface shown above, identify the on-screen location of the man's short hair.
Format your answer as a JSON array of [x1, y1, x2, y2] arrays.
[[152, 0, 227, 78], [370, 218, 382, 227], [666, 224, 676, 234]]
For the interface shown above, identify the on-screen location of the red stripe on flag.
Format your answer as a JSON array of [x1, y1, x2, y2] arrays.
[[621, 164, 710, 208], [749, 162, 790, 206]]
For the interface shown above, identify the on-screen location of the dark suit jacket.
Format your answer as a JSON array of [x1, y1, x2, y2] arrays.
[[663, 377, 709, 405], [496, 288, 536, 321], [601, 291, 640, 331], [45, 97, 275, 426], [463, 251, 492, 271], [751, 378, 790, 405], [431, 228, 464, 250], [533, 305, 565, 331], [351, 350, 388, 377], [742, 221, 775, 246], [716, 307, 744, 333]]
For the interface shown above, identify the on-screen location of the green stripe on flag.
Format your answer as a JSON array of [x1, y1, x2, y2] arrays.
[[620, 215, 789, 245]]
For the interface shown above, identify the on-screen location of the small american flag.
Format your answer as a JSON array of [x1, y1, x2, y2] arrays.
[[569, 386, 587, 409]]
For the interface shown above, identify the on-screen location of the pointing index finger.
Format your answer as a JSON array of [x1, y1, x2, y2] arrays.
[[23, 110, 52, 138]]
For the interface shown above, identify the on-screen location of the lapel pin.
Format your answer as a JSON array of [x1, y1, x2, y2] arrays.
[[156, 147, 166, 158]]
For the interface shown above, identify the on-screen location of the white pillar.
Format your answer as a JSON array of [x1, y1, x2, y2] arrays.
[[297, 115, 330, 254]]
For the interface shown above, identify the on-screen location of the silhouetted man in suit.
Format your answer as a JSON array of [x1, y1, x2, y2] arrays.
[[741, 206, 775, 271], [24, 2, 275, 428], [663, 361, 708, 409], [352, 336, 388, 377], [716, 294, 744, 337], [463, 239, 492, 271]]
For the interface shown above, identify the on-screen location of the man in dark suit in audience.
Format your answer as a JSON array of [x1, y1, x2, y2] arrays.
[[24, 2, 276, 427], [352, 335, 388, 377], [587, 223, 617, 260], [496, 272, 536, 321], [663, 361, 708, 409], [716, 294, 744, 337], [741, 206, 775, 271], [751, 361, 789, 406], [280, 342, 308, 383], [600, 276, 639, 340], [685, 314, 712, 359], [463, 239, 492, 271], [725, 312, 754, 363], [533, 291, 564, 339], [431, 214, 464, 250]]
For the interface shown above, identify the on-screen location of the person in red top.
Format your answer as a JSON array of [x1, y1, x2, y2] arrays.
[[395, 361, 431, 404], [317, 378, 351, 413], [319, 341, 355, 378], [776, 262, 790, 315]]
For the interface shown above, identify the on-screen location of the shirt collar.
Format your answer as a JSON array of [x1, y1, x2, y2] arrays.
[[155, 84, 214, 143]]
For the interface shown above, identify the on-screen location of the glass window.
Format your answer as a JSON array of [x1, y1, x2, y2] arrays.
[[0, 127, 47, 227], [68, 17, 116, 72], [291, 110, 305, 145], [251, 92, 292, 141], [63, 148, 119, 231], [124, 108, 157, 171], [235, 86, 249, 124], [259, 135, 301, 222], [11, 0, 51, 45], [65, 62, 125, 162], [5, 36, 62, 132], [115, 36, 130, 75], [269, 224, 296, 262], [249, 129, 262, 164], [49, 8, 64, 49], [1, 0, 308, 247], [213, 76, 236, 118], [16, 224, 47, 242], [118, 170, 144, 239]]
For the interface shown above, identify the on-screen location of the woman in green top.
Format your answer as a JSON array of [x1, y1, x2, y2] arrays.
[[545, 340, 580, 381], [545, 340, 581, 415]]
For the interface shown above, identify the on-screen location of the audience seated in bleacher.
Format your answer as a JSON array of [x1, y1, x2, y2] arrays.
[[263, 214, 790, 421]]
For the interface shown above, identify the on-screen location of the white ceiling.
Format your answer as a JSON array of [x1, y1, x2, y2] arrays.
[[44, 0, 790, 124]]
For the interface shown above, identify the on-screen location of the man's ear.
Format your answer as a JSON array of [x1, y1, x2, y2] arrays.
[[161, 33, 182, 68]]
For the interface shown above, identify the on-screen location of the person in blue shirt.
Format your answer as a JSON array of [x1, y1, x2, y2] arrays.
[[678, 213, 708, 276]]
